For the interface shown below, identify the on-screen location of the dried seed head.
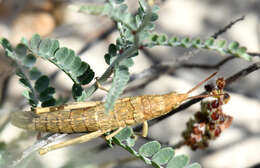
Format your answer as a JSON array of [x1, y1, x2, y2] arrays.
[[219, 114, 226, 124], [214, 126, 221, 137], [204, 83, 214, 92], [192, 126, 202, 135], [211, 111, 220, 121], [223, 93, 230, 104], [216, 77, 225, 90], [211, 100, 219, 108], [209, 123, 215, 131], [223, 116, 233, 128], [182, 76, 232, 150], [188, 137, 197, 145]]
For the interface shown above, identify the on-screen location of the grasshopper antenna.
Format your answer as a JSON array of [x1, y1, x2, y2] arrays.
[[186, 93, 225, 100], [186, 72, 217, 95]]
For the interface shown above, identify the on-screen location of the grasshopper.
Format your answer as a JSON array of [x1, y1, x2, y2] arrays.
[[11, 72, 220, 155]]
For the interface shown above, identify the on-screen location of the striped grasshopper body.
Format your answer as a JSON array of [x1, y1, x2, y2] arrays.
[[12, 92, 186, 133], [11, 72, 217, 155]]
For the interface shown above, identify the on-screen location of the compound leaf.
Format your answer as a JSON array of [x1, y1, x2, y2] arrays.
[[152, 147, 175, 165], [167, 155, 190, 168], [139, 141, 161, 157]]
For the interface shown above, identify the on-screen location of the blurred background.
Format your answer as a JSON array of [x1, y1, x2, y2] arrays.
[[0, 0, 259, 167]]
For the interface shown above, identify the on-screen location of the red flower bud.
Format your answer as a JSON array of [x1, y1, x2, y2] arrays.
[[211, 111, 219, 120]]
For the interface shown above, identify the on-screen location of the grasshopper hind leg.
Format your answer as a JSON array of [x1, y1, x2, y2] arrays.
[[39, 130, 106, 155]]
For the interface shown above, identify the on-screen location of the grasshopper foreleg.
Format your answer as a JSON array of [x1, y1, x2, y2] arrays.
[[142, 121, 148, 137], [135, 121, 149, 137], [39, 130, 106, 155], [105, 127, 124, 140]]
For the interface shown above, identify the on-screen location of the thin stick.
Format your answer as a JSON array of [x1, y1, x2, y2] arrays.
[[186, 94, 211, 100], [187, 93, 225, 100]]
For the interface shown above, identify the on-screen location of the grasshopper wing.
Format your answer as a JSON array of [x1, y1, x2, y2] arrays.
[[11, 111, 37, 130]]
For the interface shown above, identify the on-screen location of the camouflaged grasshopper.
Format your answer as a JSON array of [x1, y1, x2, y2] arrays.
[[11, 72, 218, 155]]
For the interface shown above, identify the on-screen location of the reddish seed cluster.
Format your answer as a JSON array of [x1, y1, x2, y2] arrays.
[[182, 78, 233, 150]]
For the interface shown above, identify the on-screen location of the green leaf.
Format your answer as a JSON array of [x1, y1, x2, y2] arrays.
[[192, 38, 201, 48], [49, 39, 59, 56], [151, 33, 159, 42], [150, 13, 159, 22], [181, 37, 191, 48], [113, 0, 125, 4], [70, 56, 82, 73], [205, 38, 215, 47], [0, 142, 6, 151], [152, 147, 175, 165], [228, 41, 239, 51], [215, 39, 226, 48], [63, 49, 75, 71], [23, 54, 36, 67], [114, 127, 132, 141], [29, 67, 41, 80], [135, 15, 142, 27], [30, 34, 41, 52], [19, 78, 31, 90], [118, 4, 128, 13], [235, 47, 251, 61], [109, 44, 117, 56], [236, 46, 247, 55], [152, 5, 160, 13], [104, 53, 111, 65], [144, 23, 155, 31], [168, 37, 179, 46], [112, 136, 124, 146], [22, 90, 32, 100], [238, 52, 251, 61], [73, 62, 89, 77], [126, 137, 135, 147], [55, 47, 69, 65], [72, 83, 84, 100], [15, 43, 27, 59], [139, 141, 161, 157], [22, 89, 38, 107], [104, 65, 130, 113], [158, 34, 168, 44], [167, 155, 190, 168], [76, 68, 95, 85], [0, 38, 14, 58], [27, 34, 95, 85], [41, 98, 56, 107], [79, 4, 105, 15], [39, 87, 55, 101], [35, 75, 49, 93], [38, 38, 52, 58], [139, 0, 149, 12], [38, 39, 59, 59], [16, 69, 26, 78], [120, 58, 134, 67], [186, 163, 201, 168], [20, 37, 29, 46]]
